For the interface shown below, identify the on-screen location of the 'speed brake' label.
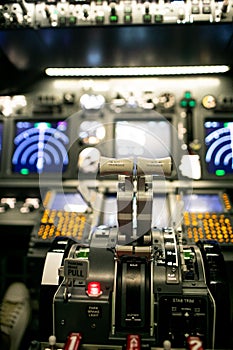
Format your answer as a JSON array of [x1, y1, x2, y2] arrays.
[[64, 258, 89, 280]]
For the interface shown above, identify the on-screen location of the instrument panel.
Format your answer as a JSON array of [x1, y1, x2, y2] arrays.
[[0, 74, 232, 184], [0, 0, 232, 29]]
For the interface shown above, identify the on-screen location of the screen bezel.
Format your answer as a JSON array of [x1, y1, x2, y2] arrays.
[[200, 116, 233, 180], [183, 192, 225, 213], [7, 117, 72, 179]]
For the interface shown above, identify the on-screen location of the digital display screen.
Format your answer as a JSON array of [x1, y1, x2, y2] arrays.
[[183, 194, 223, 213], [115, 120, 171, 159], [12, 120, 69, 175], [46, 192, 88, 213], [204, 120, 233, 176], [0, 122, 3, 169]]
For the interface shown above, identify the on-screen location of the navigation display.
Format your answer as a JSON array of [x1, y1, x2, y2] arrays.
[[204, 120, 233, 176], [12, 120, 69, 175], [183, 193, 223, 213], [46, 192, 88, 213], [115, 120, 171, 159]]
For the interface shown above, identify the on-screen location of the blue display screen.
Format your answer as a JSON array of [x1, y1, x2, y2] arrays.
[[12, 120, 69, 175], [47, 192, 88, 212], [183, 194, 223, 213], [204, 120, 233, 176]]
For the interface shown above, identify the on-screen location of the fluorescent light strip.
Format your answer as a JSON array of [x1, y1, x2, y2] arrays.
[[45, 65, 230, 77]]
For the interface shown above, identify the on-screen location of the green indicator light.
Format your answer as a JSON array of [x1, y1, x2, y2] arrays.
[[189, 100, 196, 108], [216, 169, 225, 176], [184, 251, 191, 259], [110, 15, 118, 22], [155, 14, 163, 22], [183, 249, 194, 259], [21, 168, 29, 175], [77, 248, 89, 259], [96, 16, 104, 23], [69, 16, 77, 25], [185, 91, 191, 99], [34, 122, 51, 129], [223, 122, 233, 128], [59, 17, 66, 25], [77, 251, 88, 258], [144, 14, 151, 22], [124, 15, 132, 22], [180, 100, 188, 108]]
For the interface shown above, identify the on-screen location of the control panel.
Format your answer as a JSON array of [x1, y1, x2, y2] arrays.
[[37, 160, 231, 349], [0, 0, 232, 28], [0, 74, 232, 349]]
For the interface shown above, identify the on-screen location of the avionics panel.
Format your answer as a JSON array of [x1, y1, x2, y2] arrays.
[[10, 119, 70, 176], [29, 190, 91, 248], [182, 192, 233, 245], [0, 75, 232, 184]]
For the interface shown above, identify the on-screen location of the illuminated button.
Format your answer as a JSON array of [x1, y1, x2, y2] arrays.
[[59, 16, 66, 26], [203, 5, 211, 13], [110, 14, 118, 22], [192, 6, 200, 14], [124, 14, 132, 23], [87, 282, 102, 297], [188, 99, 196, 108], [180, 99, 188, 108], [154, 14, 163, 23], [180, 91, 196, 109], [143, 14, 152, 23], [96, 15, 104, 24], [20, 168, 29, 175], [69, 16, 77, 25], [110, 7, 118, 22]]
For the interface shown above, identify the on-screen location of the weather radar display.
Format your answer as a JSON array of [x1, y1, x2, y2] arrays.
[[205, 120, 233, 176], [12, 120, 69, 175]]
